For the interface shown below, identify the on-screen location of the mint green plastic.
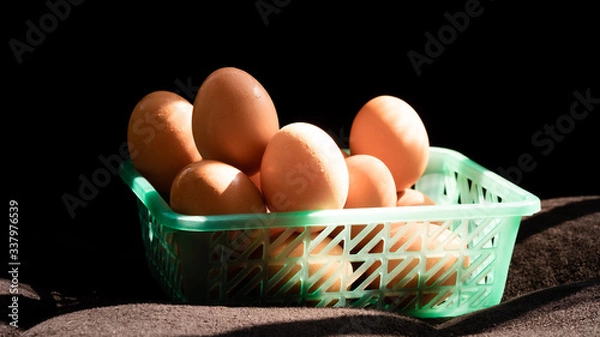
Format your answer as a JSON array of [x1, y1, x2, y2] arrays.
[[119, 147, 540, 318]]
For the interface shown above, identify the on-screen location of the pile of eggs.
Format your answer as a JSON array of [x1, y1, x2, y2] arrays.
[[127, 67, 464, 298]]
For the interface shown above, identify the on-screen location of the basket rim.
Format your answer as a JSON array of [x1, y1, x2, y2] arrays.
[[119, 147, 541, 232]]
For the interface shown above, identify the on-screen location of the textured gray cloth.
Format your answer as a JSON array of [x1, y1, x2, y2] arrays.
[[3, 196, 599, 336], [18, 279, 600, 336]]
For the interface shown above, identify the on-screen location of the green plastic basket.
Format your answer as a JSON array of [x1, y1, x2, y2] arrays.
[[119, 146, 540, 318]]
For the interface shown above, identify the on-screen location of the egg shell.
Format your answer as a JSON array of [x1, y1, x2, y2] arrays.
[[169, 159, 266, 216], [192, 67, 279, 176], [339, 154, 397, 248], [127, 90, 202, 194], [396, 188, 436, 206], [349, 95, 430, 191], [267, 231, 353, 295], [344, 154, 397, 209], [260, 122, 349, 213]]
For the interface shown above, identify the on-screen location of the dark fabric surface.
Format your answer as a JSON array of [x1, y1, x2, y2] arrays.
[[16, 279, 600, 337], [3, 196, 599, 336]]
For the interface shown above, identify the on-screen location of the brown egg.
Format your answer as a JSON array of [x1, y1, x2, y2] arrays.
[[341, 154, 397, 250], [260, 122, 349, 213], [267, 232, 353, 296], [345, 154, 397, 209], [349, 95, 430, 191], [365, 222, 468, 305], [170, 159, 266, 216], [192, 67, 279, 176], [396, 188, 436, 206], [127, 90, 202, 194]]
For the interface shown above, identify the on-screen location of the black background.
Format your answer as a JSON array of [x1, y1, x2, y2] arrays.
[[5, 0, 599, 306]]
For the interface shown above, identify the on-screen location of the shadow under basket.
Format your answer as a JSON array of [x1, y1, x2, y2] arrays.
[[119, 147, 540, 318]]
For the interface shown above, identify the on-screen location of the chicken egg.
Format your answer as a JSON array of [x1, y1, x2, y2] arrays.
[[345, 154, 397, 209], [192, 67, 279, 176], [342, 154, 397, 250], [260, 122, 349, 214], [349, 95, 430, 192], [170, 159, 266, 216], [127, 90, 202, 194]]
